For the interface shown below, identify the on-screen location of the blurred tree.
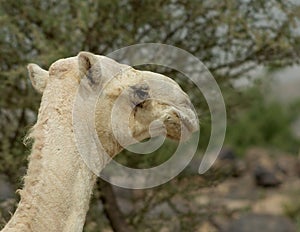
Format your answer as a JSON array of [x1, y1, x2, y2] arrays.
[[225, 83, 300, 155], [0, 0, 299, 231], [0, 0, 299, 177]]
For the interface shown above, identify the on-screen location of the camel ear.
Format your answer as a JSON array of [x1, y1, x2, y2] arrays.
[[27, 64, 49, 93], [78, 51, 102, 86]]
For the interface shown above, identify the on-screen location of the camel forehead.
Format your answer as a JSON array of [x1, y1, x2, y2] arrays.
[[102, 69, 185, 99], [49, 56, 78, 76], [46, 55, 183, 97], [49, 55, 131, 80], [110, 69, 181, 87], [140, 71, 181, 87]]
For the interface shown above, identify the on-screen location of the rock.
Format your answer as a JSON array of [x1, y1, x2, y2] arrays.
[[210, 147, 247, 178], [232, 160, 246, 178], [252, 194, 290, 215], [196, 222, 217, 232], [194, 195, 210, 206], [156, 217, 180, 232], [171, 195, 198, 214], [159, 226, 171, 232], [213, 147, 236, 172], [170, 195, 190, 214], [146, 202, 175, 218], [225, 214, 296, 232], [210, 174, 254, 199], [245, 148, 282, 187], [276, 155, 298, 176], [219, 147, 237, 160], [254, 165, 281, 187], [211, 215, 230, 231], [245, 147, 274, 171], [225, 199, 251, 211]]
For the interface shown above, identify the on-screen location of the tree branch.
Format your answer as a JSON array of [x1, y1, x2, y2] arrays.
[[97, 179, 134, 232]]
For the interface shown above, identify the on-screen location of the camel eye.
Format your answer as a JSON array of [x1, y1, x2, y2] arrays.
[[135, 88, 149, 99], [130, 84, 150, 100]]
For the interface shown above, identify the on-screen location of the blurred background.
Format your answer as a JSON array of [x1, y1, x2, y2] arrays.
[[0, 0, 300, 231]]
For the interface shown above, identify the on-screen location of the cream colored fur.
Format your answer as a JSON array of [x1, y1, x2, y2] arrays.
[[0, 52, 198, 232]]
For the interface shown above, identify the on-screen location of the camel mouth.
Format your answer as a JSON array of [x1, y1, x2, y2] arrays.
[[179, 112, 199, 134], [162, 107, 199, 141]]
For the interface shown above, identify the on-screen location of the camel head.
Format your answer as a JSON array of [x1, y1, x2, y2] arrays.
[[27, 51, 198, 156]]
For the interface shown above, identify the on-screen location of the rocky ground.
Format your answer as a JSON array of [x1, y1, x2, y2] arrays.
[[111, 147, 300, 232], [1, 147, 300, 232], [190, 147, 300, 232]]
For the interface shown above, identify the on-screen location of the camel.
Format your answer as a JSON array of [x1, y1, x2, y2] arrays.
[[0, 51, 198, 232]]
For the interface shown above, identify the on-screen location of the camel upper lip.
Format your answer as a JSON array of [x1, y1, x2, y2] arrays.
[[180, 114, 198, 133], [173, 106, 198, 133]]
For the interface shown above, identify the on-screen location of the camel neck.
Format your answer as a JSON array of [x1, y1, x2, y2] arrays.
[[1, 100, 103, 232]]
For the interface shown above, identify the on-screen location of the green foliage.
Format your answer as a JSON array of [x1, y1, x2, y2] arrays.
[[225, 85, 300, 155], [114, 139, 178, 169]]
